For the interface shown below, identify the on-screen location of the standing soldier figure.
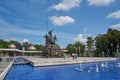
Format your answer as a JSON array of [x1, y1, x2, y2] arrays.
[[53, 35, 57, 44]]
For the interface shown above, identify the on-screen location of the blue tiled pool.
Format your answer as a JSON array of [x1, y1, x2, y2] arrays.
[[4, 59, 120, 80], [14, 58, 27, 63]]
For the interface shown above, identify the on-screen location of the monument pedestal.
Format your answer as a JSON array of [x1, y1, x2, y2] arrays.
[[44, 44, 63, 57]]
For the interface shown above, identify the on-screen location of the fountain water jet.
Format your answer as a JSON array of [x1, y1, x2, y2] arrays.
[[117, 62, 120, 67], [101, 63, 105, 67], [95, 64, 99, 72], [78, 63, 83, 71], [75, 63, 83, 72], [88, 69, 91, 73], [105, 61, 108, 68]]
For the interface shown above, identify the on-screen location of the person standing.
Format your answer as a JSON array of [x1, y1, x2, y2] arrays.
[[63, 53, 67, 59], [72, 53, 75, 59], [74, 53, 77, 59]]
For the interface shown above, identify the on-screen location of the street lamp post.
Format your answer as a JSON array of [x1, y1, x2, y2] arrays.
[[74, 46, 77, 53], [102, 51, 104, 57], [108, 49, 110, 56], [79, 47, 80, 57], [111, 43, 113, 56], [22, 47, 25, 56], [76, 47, 77, 54], [90, 46, 92, 57], [92, 46, 94, 57], [117, 44, 119, 57], [49, 45, 52, 57]]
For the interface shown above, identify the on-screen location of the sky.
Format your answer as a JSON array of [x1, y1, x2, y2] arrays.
[[0, 0, 120, 47]]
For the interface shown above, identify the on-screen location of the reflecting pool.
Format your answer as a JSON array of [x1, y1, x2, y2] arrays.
[[4, 59, 120, 80]]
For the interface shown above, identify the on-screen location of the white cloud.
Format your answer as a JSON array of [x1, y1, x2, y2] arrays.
[[49, 16, 75, 26], [109, 23, 120, 29], [84, 34, 91, 37], [87, 0, 114, 6], [10, 38, 20, 42], [22, 39, 29, 43], [73, 34, 87, 43], [107, 10, 120, 19], [51, 0, 81, 11]]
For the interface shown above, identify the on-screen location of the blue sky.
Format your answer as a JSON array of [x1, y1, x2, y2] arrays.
[[0, 0, 120, 47]]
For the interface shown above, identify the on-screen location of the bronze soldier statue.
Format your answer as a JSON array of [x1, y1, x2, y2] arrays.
[[44, 34, 49, 45], [53, 35, 57, 44]]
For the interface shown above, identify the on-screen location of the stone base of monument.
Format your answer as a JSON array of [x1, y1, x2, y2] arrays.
[[43, 44, 63, 57]]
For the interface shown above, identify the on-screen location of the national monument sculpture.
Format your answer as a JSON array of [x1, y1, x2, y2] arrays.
[[43, 30, 63, 57]]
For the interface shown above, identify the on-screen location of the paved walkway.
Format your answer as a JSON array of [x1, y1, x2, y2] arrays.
[[0, 58, 13, 80], [0, 58, 10, 74], [24, 57, 117, 67]]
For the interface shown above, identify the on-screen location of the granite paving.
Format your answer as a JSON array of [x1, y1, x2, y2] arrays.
[[0, 58, 13, 80], [24, 57, 117, 67]]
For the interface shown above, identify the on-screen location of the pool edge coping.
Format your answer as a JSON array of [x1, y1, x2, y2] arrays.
[[0, 61, 14, 80], [25, 57, 117, 67]]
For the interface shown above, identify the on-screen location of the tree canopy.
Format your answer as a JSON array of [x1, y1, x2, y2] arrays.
[[66, 42, 85, 56], [0, 39, 44, 52], [95, 28, 120, 57]]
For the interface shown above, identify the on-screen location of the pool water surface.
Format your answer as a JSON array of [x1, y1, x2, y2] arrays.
[[4, 59, 120, 80]]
